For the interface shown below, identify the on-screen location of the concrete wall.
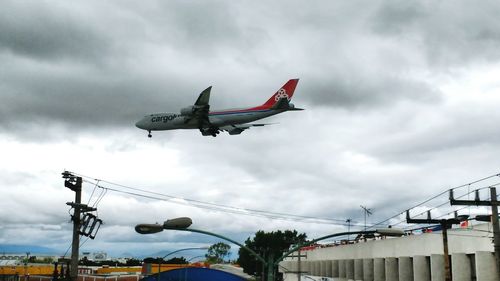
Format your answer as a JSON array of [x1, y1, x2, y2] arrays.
[[280, 224, 499, 281]]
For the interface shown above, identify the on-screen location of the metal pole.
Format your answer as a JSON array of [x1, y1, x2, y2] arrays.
[[267, 252, 274, 281], [70, 178, 82, 281], [490, 187, 500, 279], [440, 222, 451, 281], [157, 258, 161, 281], [297, 248, 301, 281]]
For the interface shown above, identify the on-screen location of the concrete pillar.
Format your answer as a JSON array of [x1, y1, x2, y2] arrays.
[[346, 259, 355, 281], [475, 251, 499, 281], [374, 258, 385, 281], [320, 260, 328, 276], [324, 260, 332, 277], [413, 256, 431, 281], [385, 257, 398, 281], [363, 259, 374, 281], [339, 260, 347, 281], [431, 254, 445, 281], [309, 261, 319, 276], [354, 259, 364, 281], [279, 261, 292, 273], [302, 261, 310, 276], [451, 253, 471, 281], [332, 260, 339, 278], [399, 257, 414, 281]]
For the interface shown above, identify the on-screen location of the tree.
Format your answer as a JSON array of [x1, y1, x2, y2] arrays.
[[205, 242, 231, 264], [237, 230, 307, 281]]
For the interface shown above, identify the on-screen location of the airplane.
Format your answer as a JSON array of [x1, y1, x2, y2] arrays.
[[135, 79, 303, 137]]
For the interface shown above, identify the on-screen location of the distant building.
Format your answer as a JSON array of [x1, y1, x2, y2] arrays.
[[81, 251, 108, 261]]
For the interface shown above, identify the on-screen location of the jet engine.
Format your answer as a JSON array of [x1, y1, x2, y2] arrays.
[[180, 106, 195, 116]]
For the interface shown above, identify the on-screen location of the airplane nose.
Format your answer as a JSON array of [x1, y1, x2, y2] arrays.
[[135, 118, 146, 129]]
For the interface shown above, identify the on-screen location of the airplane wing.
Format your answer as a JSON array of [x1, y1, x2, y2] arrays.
[[184, 86, 212, 127], [220, 123, 273, 135]]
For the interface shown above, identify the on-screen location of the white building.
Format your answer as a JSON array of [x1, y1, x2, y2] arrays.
[[279, 223, 498, 281]]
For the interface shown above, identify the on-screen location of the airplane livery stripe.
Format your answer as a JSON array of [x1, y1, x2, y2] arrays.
[[209, 107, 272, 116]]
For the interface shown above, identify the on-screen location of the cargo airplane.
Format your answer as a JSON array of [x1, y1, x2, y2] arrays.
[[135, 79, 302, 137]]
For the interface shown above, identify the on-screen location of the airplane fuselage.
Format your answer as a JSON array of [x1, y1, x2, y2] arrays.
[[136, 107, 285, 131]]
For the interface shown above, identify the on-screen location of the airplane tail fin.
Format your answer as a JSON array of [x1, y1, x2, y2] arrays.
[[261, 79, 299, 109]]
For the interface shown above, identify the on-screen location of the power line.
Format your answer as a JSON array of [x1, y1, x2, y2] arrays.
[[71, 172, 364, 227], [368, 173, 500, 230]]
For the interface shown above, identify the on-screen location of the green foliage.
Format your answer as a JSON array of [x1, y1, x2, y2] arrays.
[[142, 257, 187, 264], [237, 230, 307, 281], [205, 242, 231, 264], [79, 257, 142, 266]]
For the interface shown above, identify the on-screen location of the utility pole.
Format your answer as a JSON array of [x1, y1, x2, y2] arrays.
[[346, 219, 351, 241], [287, 248, 307, 281], [63, 171, 82, 281], [62, 171, 97, 281], [406, 210, 463, 281], [450, 187, 500, 279]]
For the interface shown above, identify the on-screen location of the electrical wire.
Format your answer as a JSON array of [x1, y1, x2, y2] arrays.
[[70, 172, 364, 227], [368, 174, 500, 230]]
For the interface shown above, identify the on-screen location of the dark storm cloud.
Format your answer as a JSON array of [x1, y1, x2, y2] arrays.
[[372, 1, 500, 66], [1, 0, 499, 137], [0, 1, 111, 62]]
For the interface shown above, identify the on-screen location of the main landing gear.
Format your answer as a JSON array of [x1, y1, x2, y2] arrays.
[[147, 130, 152, 138]]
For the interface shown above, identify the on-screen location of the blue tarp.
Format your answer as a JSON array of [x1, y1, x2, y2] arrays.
[[141, 267, 247, 281]]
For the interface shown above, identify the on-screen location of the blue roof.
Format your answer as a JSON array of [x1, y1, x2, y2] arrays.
[[141, 267, 247, 281]]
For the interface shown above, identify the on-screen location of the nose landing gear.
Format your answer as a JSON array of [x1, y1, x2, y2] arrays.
[[147, 130, 152, 138]]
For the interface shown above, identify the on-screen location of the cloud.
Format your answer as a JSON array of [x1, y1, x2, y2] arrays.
[[2, 0, 500, 257]]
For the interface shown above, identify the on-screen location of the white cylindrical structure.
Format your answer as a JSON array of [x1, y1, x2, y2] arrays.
[[332, 260, 339, 278], [374, 258, 385, 281], [451, 253, 471, 281], [413, 255, 431, 281], [385, 257, 398, 281], [363, 258, 374, 281], [339, 260, 347, 281], [399, 256, 414, 281], [431, 254, 445, 281], [354, 259, 364, 281], [475, 251, 498, 281], [346, 259, 355, 281], [324, 260, 332, 277]]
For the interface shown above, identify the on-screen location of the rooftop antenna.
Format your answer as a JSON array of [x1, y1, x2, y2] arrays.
[[346, 218, 352, 241], [360, 205, 373, 231]]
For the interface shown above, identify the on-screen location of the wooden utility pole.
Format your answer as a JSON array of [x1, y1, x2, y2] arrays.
[[62, 171, 82, 281], [406, 210, 461, 281], [450, 187, 500, 279]]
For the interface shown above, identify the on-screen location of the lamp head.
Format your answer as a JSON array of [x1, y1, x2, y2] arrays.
[[163, 217, 193, 229], [135, 223, 164, 234]]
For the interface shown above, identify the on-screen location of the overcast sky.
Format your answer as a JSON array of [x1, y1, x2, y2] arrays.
[[2, 0, 500, 258]]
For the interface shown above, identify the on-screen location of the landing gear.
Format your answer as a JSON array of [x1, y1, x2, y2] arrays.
[[147, 130, 152, 138], [200, 127, 220, 137]]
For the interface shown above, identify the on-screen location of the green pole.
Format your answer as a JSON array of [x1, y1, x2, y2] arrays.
[[266, 252, 275, 281]]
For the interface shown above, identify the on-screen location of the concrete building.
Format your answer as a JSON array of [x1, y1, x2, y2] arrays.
[[279, 223, 498, 281]]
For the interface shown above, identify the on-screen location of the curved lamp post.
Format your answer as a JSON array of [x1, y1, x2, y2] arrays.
[[135, 217, 404, 281], [156, 246, 208, 281]]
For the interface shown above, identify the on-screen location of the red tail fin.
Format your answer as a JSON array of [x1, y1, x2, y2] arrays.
[[262, 79, 299, 108]]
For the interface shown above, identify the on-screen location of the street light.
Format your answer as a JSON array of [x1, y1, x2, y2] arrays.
[[135, 217, 192, 234]]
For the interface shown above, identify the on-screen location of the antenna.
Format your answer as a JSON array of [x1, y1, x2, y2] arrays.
[[360, 205, 373, 231], [346, 218, 352, 240]]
